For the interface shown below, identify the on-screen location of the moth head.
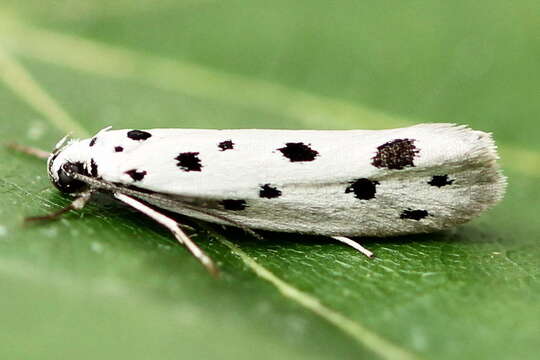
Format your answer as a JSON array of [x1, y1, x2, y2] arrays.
[[47, 138, 90, 194]]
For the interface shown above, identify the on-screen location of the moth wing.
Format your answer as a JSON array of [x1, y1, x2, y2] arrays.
[[87, 124, 504, 237]]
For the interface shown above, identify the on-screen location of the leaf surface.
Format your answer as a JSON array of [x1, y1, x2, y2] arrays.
[[0, 1, 539, 359]]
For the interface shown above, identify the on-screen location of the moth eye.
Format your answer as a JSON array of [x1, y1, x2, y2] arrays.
[[58, 166, 73, 184], [53, 162, 89, 194], [62, 162, 82, 174]]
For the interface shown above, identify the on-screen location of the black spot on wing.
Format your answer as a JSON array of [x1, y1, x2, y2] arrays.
[[127, 130, 152, 141], [125, 169, 147, 181], [220, 199, 247, 210], [428, 175, 454, 187], [90, 159, 98, 177], [175, 152, 202, 172], [372, 138, 419, 170], [259, 184, 282, 199], [400, 209, 429, 220], [277, 142, 319, 162], [218, 140, 234, 151], [114, 146, 124, 152], [89, 137, 97, 147], [345, 178, 379, 200]]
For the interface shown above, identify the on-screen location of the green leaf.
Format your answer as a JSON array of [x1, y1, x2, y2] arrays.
[[0, 1, 539, 359]]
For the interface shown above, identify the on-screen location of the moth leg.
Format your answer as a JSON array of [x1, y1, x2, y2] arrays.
[[113, 192, 219, 277], [7, 143, 50, 159], [25, 191, 93, 222], [331, 236, 375, 258]]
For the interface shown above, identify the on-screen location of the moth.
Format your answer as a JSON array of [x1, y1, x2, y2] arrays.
[[15, 123, 506, 275]]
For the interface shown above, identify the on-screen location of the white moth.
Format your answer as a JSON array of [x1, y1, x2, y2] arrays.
[[26, 123, 506, 275]]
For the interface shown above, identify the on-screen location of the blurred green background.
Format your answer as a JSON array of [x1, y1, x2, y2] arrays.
[[0, 1, 539, 359]]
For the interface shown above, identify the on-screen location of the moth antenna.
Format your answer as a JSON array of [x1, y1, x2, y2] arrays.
[[177, 204, 264, 241], [331, 236, 375, 258], [113, 192, 219, 277], [7, 142, 50, 160], [72, 173, 263, 242], [25, 191, 93, 223]]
